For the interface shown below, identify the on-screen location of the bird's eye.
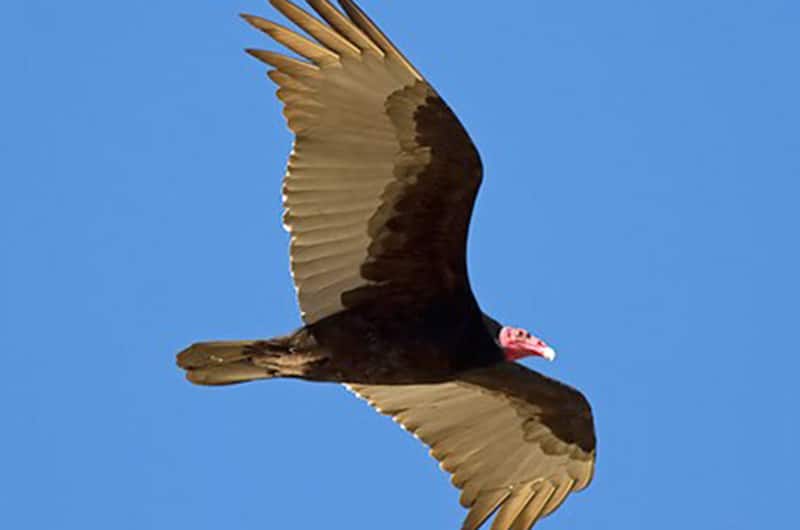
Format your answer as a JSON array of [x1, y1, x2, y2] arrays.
[[516, 330, 525, 338], [526, 332, 531, 339]]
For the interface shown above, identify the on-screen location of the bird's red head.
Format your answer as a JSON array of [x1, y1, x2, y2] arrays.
[[499, 326, 556, 362]]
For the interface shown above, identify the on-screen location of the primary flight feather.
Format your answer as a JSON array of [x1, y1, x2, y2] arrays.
[[177, 1, 596, 529]]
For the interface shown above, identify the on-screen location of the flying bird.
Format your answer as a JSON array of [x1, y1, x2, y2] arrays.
[[177, 1, 596, 529]]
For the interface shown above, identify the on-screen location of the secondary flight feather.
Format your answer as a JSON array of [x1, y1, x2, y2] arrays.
[[177, 2, 596, 529]]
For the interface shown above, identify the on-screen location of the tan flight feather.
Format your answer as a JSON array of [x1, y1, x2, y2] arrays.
[[307, 0, 385, 56], [269, 0, 361, 57], [462, 489, 511, 530], [338, 0, 423, 80], [244, 48, 321, 79], [242, 14, 339, 66]]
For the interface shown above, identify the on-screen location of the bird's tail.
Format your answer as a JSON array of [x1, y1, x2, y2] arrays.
[[176, 338, 291, 386]]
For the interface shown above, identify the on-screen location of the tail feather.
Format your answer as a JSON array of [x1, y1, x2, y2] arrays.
[[177, 340, 285, 386]]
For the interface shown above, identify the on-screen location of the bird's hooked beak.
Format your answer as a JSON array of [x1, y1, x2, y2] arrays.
[[499, 326, 557, 361], [536, 343, 557, 361]]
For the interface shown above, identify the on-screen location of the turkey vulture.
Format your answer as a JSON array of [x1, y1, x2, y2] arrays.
[[177, 1, 596, 529]]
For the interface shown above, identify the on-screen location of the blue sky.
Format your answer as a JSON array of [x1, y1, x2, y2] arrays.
[[3, 0, 799, 528]]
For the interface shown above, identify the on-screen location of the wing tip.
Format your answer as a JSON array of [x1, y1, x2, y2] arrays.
[[240, 12, 266, 28]]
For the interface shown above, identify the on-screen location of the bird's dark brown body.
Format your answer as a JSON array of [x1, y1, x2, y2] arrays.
[[192, 289, 505, 385]]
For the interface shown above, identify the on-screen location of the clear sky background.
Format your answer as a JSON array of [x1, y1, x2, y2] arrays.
[[2, 1, 799, 528]]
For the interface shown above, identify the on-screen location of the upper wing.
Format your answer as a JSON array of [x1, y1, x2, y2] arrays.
[[348, 363, 596, 530], [245, 0, 483, 324]]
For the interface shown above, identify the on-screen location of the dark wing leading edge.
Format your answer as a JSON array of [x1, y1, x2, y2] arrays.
[[245, 0, 483, 324], [349, 363, 596, 530]]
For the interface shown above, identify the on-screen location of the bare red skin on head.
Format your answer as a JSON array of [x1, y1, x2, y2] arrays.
[[498, 326, 555, 361]]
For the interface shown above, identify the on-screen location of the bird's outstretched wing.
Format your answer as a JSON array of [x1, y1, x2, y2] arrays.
[[245, 0, 483, 324], [349, 362, 596, 530]]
